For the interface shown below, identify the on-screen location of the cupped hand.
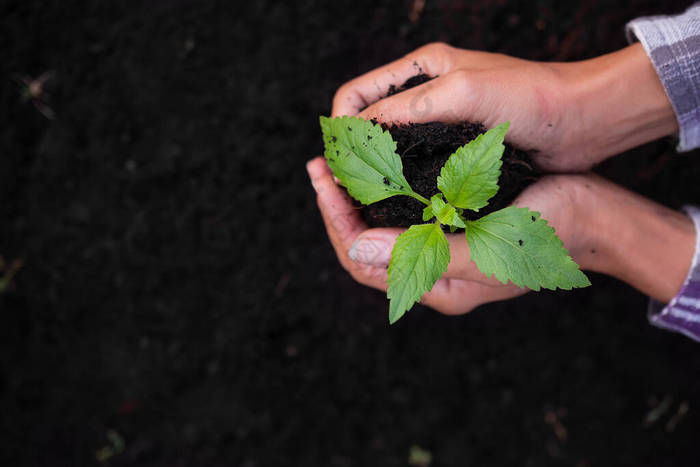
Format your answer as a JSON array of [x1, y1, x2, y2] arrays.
[[306, 156, 601, 316], [332, 42, 677, 172]]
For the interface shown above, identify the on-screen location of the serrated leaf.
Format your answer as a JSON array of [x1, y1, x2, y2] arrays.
[[464, 206, 590, 290], [437, 122, 509, 211], [430, 194, 466, 228], [387, 223, 450, 323], [320, 116, 416, 204]]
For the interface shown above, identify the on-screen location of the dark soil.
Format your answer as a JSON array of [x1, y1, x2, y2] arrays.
[[362, 120, 538, 227], [2, 1, 700, 467], [386, 73, 434, 97]]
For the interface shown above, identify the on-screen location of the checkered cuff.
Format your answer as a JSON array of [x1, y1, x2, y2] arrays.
[[627, 4, 700, 151], [648, 206, 700, 342]]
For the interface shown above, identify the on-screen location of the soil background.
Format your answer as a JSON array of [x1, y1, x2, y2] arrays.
[[2, 1, 700, 466]]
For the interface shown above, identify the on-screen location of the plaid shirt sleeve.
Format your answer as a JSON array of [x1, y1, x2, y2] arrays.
[[626, 3, 700, 151], [647, 207, 700, 342], [627, 6, 700, 341]]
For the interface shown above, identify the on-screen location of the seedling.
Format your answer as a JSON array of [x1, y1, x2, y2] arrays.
[[320, 116, 590, 323]]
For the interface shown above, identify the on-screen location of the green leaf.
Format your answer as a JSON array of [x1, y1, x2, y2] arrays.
[[430, 194, 466, 228], [437, 122, 509, 211], [422, 205, 434, 222], [320, 116, 419, 204], [387, 223, 450, 323], [464, 207, 590, 290]]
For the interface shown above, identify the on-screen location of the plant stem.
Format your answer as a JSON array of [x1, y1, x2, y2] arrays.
[[406, 192, 430, 206]]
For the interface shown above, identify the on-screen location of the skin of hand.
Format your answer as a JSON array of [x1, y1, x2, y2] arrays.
[[332, 42, 678, 172], [307, 157, 695, 315]]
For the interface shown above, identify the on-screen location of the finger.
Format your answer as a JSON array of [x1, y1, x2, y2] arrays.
[[307, 157, 365, 258], [421, 277, 526, 315], [306, 157, 389, 290], [332, 42, 458, 117], [345, 246, 523, 317], [347, 227, 504, 286], [356, 69, 486, 125]]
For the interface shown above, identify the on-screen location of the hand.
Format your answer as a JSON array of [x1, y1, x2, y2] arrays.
[[306, 156, 590, 315], [307, 157, 695, 316], [332, 42, 678, 172]]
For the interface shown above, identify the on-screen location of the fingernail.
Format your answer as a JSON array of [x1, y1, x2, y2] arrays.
[[348, 236, 392, 266], [305, 159, 316, 178], [306, 160, 320, 193]]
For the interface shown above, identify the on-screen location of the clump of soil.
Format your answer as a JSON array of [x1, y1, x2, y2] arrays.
[[350, 74, 539, 228], [360, 121, 539, 227], [386, 73, 433, 96]]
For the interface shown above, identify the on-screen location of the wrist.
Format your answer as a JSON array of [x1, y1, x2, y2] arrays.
[[578, 177, 694, 303], [562, 43, 678, 165]]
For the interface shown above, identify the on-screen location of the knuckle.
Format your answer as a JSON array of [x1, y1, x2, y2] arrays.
[[346, 262, 367, 282], [448, 69, 475, 94], [409, 42, 455, 69], [332, 82, 352, 104], [348, 263, 384, 288], [367, 267, 386, 284], [423, 41, 452, 56]]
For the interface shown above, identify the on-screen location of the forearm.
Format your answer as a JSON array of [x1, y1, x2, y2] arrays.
[[561, 43, 678, 165], [576, 176, 695, 303]]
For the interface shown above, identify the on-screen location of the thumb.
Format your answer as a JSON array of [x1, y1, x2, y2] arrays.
[[348, 226, 510, 286], [348, 228, 404, 267]]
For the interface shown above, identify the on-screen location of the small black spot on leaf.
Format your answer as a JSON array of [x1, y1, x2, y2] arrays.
[[518, 239, 523, 246], [531, 216, 536, 222], [347, 127, 352, 132], [382, 177, 390, 186], [332, 136, 337, 143], [367, 135, 372, 140]]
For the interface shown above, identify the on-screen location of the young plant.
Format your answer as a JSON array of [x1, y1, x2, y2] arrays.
[[320, 116, 590, 323]]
